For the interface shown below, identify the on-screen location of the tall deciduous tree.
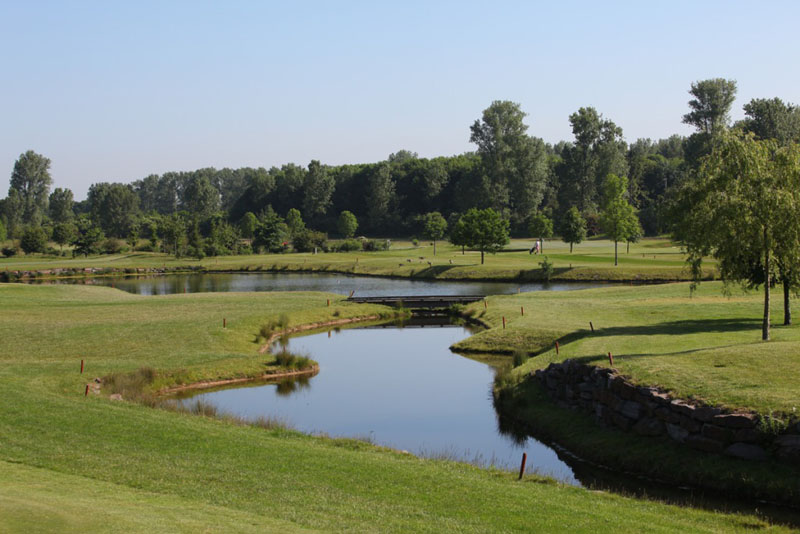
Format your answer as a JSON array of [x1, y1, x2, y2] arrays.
[[10, 150, 52, 225], [303, 160, 335, 219], [87, 183, 140, 237], [181, 175, 219, 219], [469, 101, 548, 227], [682, 78, 738, 136], [366, 163, 395, 230], [460, 208, 510, 265], [49, 188, 74, 223], [600, 174, 639, 266], [560, 206, 587, 253], [740, 97, 800, 146], [422, 211, 447, 255], [285, 208, 305, 237], [677, 132, 800, 340], [559, 108, 628, 214]]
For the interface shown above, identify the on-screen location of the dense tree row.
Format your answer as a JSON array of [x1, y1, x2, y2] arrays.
[[2, 79, 799, 267]]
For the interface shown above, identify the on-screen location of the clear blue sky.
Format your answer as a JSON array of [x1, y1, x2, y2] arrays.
[[2, 0, 799, 199]]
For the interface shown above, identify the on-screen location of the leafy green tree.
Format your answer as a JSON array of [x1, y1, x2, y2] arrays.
[[558, 108, 628, 213], [366, 163, 395, 230], [187, 220, 205, 259], [126, 223, 140, 251], [337, 210, 358, 238], [682, 78, 738, 136], [560, 206, 586, 253], [159, 214, 186, 257], [740, 97, 800, 145], [52, 222, 77, 252], [599, 174, 639, 266], [0, 189, 24, 237], [528, 212, 553, 252], [676, 132, 800, 340], [469, 101, 548, 227], [448, 214, 468, 254], [20, 226, 47, 254], [240, 212, 258, 239], [422, 212, 447, 255], [302, 160, 335, 219], [49, 188, 74, 223], [88, 183, 140, 237], [72, 221, 105, 257], [253, 207, 289, 253], [285, 208, 305, 237], [181, 175, 219, 219], [460, 208, 510, 265], [10, 150, 52, 225]]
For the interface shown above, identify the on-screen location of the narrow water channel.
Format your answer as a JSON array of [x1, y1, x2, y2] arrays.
[[176, 315, 579, 483], [38, 271, 609, 297]]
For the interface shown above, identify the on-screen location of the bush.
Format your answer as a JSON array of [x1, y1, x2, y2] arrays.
[[2, 245, 18, 258], [101, 238, 125, 254], [539, 256, 554, 281], [362, 239, 390, 251], [20, 226, 47, 254], [292, 229, 327, 253], [332, 239, 362, 252], [237, 243, 253, 255]]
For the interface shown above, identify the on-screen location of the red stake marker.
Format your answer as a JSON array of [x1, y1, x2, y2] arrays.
[[327, 299, 330, 307], [555, 341, 559, 355], [502, 316, 506, 329], [590, 321, 594, 332], [521, 306, 524, 316], [84, 384, 89, 396], [223, 318, 227, 328], [80, 359, 84, 374], [608, 352, 614, 366], [518, 452, 527, 480]]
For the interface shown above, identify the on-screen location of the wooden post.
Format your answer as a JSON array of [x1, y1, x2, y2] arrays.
[[555, 341, 559, 354], [590, 321, 594, 332], [84, 384, 89, 396], [608, 352, 614, 366], [327, 299, 330, 307], [502, 316, 506, 329], [80, 359, 84, 374], [223, 318, 227, 328], [521, 306, 524, 316], [518, 452, 527, 480]]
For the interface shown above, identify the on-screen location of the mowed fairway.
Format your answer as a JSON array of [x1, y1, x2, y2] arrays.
[[0, 283, 790, 532], [0, 237, 715, 282], [457, 281, 800, 414]]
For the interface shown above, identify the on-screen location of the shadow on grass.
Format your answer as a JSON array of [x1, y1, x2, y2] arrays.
[[410, 264, 460, 277]]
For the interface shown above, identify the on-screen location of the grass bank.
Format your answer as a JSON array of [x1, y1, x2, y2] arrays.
[[454, 281, 800, 504], [0, 237, 717, 283], [0, 283, 788, 532]]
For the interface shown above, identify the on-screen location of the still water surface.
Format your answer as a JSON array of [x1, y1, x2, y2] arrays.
[[178, 316, 579, 483], [69, 271, 609, 297]]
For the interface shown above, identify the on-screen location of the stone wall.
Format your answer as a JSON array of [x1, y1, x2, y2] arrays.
[[534, 359, 800, 463]]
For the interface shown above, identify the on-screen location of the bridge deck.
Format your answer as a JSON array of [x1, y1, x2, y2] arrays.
[[346, 295, 485, 309]]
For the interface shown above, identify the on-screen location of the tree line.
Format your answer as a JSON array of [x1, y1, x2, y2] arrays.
[[1, 79, 799, 281]]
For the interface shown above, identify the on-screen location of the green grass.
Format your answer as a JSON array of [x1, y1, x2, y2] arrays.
[[0, 236, 717, 282], [456, 281, 800, 415], [0, 283, 788, 532]]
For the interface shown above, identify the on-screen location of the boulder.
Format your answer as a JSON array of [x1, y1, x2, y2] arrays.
[[701, 424, 732, 443], [711, 413, 758, 429], [666, 423, 689, 443], [724, 443, 767, 461], [686, 434, 725, 454], [633, 417, 665, 437]]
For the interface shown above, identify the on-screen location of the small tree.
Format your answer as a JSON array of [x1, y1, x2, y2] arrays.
[[460, 208, 510, 265], [126, 223, 140, 251], [600, 174, 639, 266], [528, 212, 553, 252], [253, 207, 289, 253], [448, 215, 468, 255], [73, 225, 105, 257], [52, 222, 77, 252], [240, 212, 258, 239], [20, 226, 47, 254], [337, 211, 358, 238], [560, 207, 587, 253], [285, 208, 305, 237], [422, 211, 447, 255]]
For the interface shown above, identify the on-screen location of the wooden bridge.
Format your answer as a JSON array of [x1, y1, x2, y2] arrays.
[[345, 295, 485, 310]]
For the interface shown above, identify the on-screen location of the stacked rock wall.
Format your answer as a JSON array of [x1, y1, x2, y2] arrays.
[[534, 359, 800, 463]]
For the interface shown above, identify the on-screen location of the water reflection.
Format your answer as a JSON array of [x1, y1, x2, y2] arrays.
[[33, 271, 613, 297]]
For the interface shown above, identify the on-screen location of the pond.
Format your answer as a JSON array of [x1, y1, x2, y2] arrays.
[[175, 315, 579, 483], [46, 271, 610, 297]]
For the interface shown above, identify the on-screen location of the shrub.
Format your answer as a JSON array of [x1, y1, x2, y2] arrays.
[[20, 226, 47, 254], [539, 256, 554, 281], [332, 239, 362, 252], [512, 351, 529, 367], [362, 239, 390, 252], [2, 246, 17, 258], [292, 229, 328, 253], [101, 238, 125, 254]]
